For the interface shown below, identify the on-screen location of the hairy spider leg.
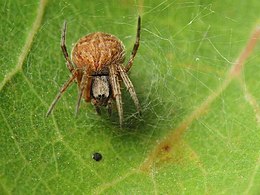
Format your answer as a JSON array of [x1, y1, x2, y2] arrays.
[[75, 71, 88, 115], [109, 64, 123, 128], [125, 16, 141, 73], [118, 65, 141, 115], [107, 99, 112, 116], [94, 105, 101, 115], [61, 21, 75, 73], [46, 72, 77, 116]]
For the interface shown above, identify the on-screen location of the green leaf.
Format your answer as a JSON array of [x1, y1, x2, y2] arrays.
[[1, 0, 260, 194]]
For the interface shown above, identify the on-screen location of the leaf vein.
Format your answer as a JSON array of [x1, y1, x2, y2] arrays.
[[140, 25, 260, 172], [0, 0, 47, 92]]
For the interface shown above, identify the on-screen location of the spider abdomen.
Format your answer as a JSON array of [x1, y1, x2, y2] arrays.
[[72, 32, 125, 71]]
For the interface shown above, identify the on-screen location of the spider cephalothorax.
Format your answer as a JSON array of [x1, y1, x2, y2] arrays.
[[91, 75, 111, 113], [47, 16, 141, 128]]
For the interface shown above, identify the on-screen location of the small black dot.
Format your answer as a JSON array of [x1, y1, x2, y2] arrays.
[[92, 152, 102, 161]]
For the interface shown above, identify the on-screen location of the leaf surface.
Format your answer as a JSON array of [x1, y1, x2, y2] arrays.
[[1, 0, 260, 194]]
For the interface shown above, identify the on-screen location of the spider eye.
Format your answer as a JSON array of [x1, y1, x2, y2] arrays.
[[97, 94, 106, 99], [92, 76, 110, 102]]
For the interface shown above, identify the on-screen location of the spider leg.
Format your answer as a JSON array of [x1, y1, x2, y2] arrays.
[[118, 66, 141, 115], [95, 105, 101, 115], [84, 76, 92, 102], [109, 64, 123, 128], [61, 21, 75, 73], [46, 71, 78, 117], [124, 16, 141, 73], [75, 71, 88, 115], [107, 99, 112, 117]]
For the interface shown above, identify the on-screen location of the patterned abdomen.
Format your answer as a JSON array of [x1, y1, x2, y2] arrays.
[[72, 32, 125, 72]]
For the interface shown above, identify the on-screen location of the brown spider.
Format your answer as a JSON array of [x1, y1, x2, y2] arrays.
[[46, 16, 141, 128]]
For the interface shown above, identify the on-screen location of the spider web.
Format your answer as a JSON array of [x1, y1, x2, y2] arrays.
[[0, 0, 260, 194]]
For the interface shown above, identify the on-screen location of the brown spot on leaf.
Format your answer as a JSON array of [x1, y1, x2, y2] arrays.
[[162, 144, 171, 152]]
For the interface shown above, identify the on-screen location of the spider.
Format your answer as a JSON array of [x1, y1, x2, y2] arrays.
[[46, 16, 141, 128]]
